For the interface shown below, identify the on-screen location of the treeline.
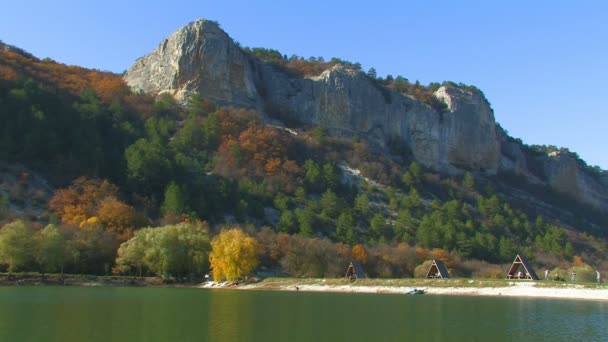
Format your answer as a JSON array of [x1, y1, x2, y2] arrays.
[[524, 143, 605, 179], [2, 218, 601, 282], [243, 47, 362, 77], [243, 47, 481, 112]]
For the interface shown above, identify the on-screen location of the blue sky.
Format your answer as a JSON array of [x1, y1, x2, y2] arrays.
[[2, 1, 606, 169]]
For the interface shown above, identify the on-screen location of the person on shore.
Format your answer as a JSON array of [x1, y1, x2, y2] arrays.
[[571, 271, 576, 282], [544, 269, 550, 281], [597, 270, 601, 284]]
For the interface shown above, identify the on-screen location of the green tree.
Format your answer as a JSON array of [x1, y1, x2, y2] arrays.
[[293, 186, 306, 205], [369, 213, 392, 243], [304, 159, 323, 192], [335, 212, 356, 245], [408, 162, 422, 181], [296, 206, 316, 237], [311, 127, 327, 143], [395, 209, 414, 243], [273, 193, 290, 212], [278, 210, 298, 234], [322, 163, 339, 190], [462, 172, 475, 191], [354, 193, 370, 219], [393, 76, 408, 92], [125, 138, 173, 196], [115, 221, 210, 279], [498, 237, 517, 263], [319, 189, 339, 219], [203, 113, 220, 148], [367, 67, 377, 79], [36, 225, 78, 275], [0, 220, 35, 275], [161, 181, 187, 217], [114, 230, 148, 277], [402, 187, 422, 215]]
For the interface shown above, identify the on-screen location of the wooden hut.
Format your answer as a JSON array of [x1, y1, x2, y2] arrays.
[[345, 261, 365, 280], [506, 254, 539, 280], [425, 259, 450, 279]]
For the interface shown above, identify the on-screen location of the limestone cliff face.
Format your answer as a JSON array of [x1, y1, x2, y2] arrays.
[[124, 19, 261, 108], [434, 86, 500, 174], [543, 152, 608, 210], [124, 19, 607, 211]]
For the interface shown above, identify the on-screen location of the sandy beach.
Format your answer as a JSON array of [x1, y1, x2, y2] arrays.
[[229, 279, 608, 302]]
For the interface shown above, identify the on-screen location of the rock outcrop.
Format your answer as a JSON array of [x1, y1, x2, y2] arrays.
[[124, 19, 607, 211], [543, 151, 608, 210], [125, 20, 261, 108]]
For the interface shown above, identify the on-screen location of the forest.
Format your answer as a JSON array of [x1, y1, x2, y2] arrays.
[[0, 42, 607, 281]]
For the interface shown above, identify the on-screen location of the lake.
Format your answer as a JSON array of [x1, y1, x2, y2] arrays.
[[0, 286, 605, 341]]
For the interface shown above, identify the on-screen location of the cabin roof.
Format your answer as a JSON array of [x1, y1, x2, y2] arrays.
[[425, 259, 450, 279], [506, 254, 539, 280]]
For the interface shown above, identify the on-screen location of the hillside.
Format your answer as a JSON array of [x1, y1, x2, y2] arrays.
[[0, 27, 607, 278]]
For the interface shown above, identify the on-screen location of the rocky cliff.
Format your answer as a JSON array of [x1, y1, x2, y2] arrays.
[[124, 19, 607, 211]]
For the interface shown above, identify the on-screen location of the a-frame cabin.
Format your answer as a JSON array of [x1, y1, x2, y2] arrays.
[[345, 261, 365, 280], [506, 254, 539, 280], [425, 259, 450, 279]]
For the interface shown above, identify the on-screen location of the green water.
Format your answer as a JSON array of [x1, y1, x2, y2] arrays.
[[0, 286, 606, 342]]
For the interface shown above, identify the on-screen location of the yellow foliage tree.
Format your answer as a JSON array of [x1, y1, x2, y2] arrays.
[[209, 227, 259, 281]]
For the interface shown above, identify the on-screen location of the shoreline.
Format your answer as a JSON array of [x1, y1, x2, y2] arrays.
[[233, 278, 608, 302], [2, 274, 607, 302]]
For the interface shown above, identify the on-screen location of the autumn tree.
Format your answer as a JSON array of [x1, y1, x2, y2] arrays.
[[429, 248, 455, 270], [72, 220, 117, 275], [49, 177, 120, 225], [352, 244, 369, 264], [209, 227, 259, 281], [278, 235, 338, 277], [97, 197, 138, 235]]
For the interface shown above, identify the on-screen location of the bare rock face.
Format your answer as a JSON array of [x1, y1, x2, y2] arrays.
[[434, 86, 500, 174], [124, 19, 607, 211], [251, 64, 501, 175], [258, 64, 445, 171], [124, 19, 261, 108], [543, 152, 608, 210], [125, 20, 502, 176]]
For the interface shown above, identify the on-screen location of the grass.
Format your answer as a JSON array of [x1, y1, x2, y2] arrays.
[[2, 273, 605, 290]]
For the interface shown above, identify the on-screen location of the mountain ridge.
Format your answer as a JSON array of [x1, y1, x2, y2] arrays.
[[2, 32, 608, 272], [124, 19, 608, 212]]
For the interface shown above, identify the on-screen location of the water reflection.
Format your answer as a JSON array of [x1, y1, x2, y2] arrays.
[[0, 287, 606, 342]]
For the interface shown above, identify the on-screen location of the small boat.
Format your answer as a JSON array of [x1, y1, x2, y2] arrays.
[[406, 288, 426, 295]]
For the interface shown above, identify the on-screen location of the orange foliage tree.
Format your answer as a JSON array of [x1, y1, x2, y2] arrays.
[[430, 248, 455, 270], [49, 178, 136, 232], [572, 255, 586, 267], [352, 244, 369, 264], [97, 197, 138, 235]]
